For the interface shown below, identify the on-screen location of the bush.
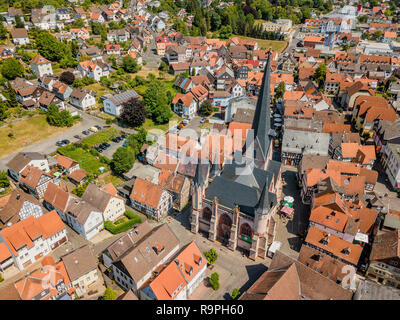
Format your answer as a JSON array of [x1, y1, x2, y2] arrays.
[[209, 272, 220, 291], [103, 286, 117, 300], [231, 288, 240, 299]]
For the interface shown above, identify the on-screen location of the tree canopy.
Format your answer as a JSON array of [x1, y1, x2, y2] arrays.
[[111, 147, 135, 175], [120, 97, 146, 127], [1, 58, 24, 80]]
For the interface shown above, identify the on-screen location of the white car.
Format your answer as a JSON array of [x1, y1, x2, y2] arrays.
[[89, 127, 98, 133]]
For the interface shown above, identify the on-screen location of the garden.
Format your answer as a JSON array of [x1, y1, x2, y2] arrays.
[[81, 127, 119, 147], [104, 209, 142, 234], [57, 144, 110, 174]]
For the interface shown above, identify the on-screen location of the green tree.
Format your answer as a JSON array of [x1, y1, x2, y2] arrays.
[[313, 63, 327, 88], [231, 288, 240, 299], [199, 100, 213, 116], [158, 61, 169, 72], [204, 248, 218, 265], [143, 80, 172, 124], [15, 15, 25, 28], [35, 31, 67, 62], [120, 97, 146, 127], [209, 272, 220, 291], [219, 25, 232, 39], [103, 286, 117, 300], [7, 83, 18, 108], [1, 58, 24, 80], [210, 11, 221, 31], [0, 22, 7, 39], [373, 30, 383, 40], [0, 101, 8, 121], [111, 147, 135, 175], [274, 81, 285, 100], [71, 18, 85, 28], [122, 56, 140, 73], [46, 104, 73, 127]]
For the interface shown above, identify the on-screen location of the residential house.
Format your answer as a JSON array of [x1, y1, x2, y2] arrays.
[[129, 177, 173, 221], [81, 183, 125, 222], [43, 183, 104, 240], [0, 210, 67, 271], [172, 92, 197, 119], [69, 89, 96, 110], [15, 256, 74, 300], [6, 152, 50, 182], [56, 154, 80, 175], [367, 230, 400, 289], [158, 170, 190, 210], [10, 28, 30, 46], [0, 191, 43, 227], [19, 165, 55, 199], [103, 90, 139, 117], [239, 250, 353, 300], [30, 54, 53, 78], [105, 44, 121, 56], [62, 245, 100, 297], [112, 223, 180, 294], [102, 221, 153, 268], [140, 241, 207, 300], [281, 130, 330, 166], [78, 60, 109, 81], [304, 226, 363, 267]]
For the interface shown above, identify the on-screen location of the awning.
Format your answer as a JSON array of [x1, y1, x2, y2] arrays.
[[281, 205, 294, 216]]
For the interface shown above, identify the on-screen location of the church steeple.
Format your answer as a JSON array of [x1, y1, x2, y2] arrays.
[[243, 51, 273, 164]]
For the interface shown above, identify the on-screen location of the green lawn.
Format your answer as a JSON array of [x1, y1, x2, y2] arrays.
[[140, 113, 181, 133], [234, 35, 288, 52], [81, 127, 119, 147], [103, 174, 125, 186], [57, 145, 109, 174], [0, 115, 70, 158]]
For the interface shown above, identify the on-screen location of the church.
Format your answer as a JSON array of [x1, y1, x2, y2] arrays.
[[190, 52, 282, 260]]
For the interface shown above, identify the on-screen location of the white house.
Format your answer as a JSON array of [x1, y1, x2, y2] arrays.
[[78, 60, 109, 81], [0, 210, 67, 271], [69, 89, 96, 110], [10, 28, 30, 46], [6, 152, 50, 182], [103, 90, 139, 117], [43, 183, 104, 240], [82, 183, 125, 222], [30, 54, 53, 78]]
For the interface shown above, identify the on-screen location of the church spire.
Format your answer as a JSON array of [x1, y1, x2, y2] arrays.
[[244, 51, 273, 163]]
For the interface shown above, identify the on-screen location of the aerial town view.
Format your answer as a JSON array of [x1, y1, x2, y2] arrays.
[[0, 0, 398, 306]]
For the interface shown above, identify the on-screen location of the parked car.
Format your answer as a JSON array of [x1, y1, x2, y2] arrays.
[[74, 135, 81, 139], [112, 137, 119, 143], [104, 142, 111, 148], [95, 147, 103, 153], [89, 127, 98, 133], [94, 125, 102, 130], [62, 139, 70, 145], [82, 130, 90, 135], [56, 141, 65, 147], [120, 134, 127, 139]]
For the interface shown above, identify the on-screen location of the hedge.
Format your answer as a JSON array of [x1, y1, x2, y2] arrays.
[[104, 210, 142, 234]]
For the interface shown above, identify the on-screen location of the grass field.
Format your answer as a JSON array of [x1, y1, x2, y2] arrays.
[[84, 83, 113, 97], [103, 174, 125, 186], [57, 145, 109, 174], [235, 35, 288, 52], [0, 115, 69, 158], [81, 127, 119, 147]]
